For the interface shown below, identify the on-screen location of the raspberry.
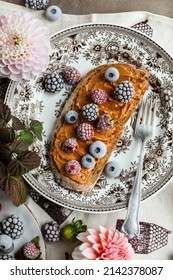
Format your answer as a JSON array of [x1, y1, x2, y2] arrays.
[[65, 160, 81, 175], [77, 123, 94, 141], [23, 242, 40, 260], [62, 67, 81, 85], [42, 221, 60, 242], [114, 81, 134, 102], [91, 88, 107, 104], [96, 114, 114, 130], [62, 138, 78, 153], [82, 103, 99, 121]]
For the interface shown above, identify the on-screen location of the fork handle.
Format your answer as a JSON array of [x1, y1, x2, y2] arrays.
[[121, 140, 146, 239]]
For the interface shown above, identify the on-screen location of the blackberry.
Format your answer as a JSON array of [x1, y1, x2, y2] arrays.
[[44, 73, 64, 93], [42, 221, 60, 242], [114, 81, 134, 102], [0, 254, 15, 260], [82, 103, 99, 121], [25, 0, 49, 10], [2, 215, 23, 239]]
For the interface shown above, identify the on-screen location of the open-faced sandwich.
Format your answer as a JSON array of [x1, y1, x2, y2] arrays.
[[49, 63, 149, 193]]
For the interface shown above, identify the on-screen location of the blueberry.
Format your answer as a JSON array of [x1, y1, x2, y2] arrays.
[[81, 154, 95, 169], [0, 234, 14, 254], [45, 5, 62, 22], [65, 110, 79, 124], [89, 141, 107, 159], [104, 67, 120, 82], [104, 161, 122, 178]]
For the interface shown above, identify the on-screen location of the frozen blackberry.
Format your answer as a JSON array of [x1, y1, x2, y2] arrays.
[[25, 0, 49, 10], [44, 73, 64, 93], [42, 221, 60, 242], [2, 215, 23, 239], [0, 254, 15, 260], [114, 81, 134, 102], [82, 103, 99, 121]]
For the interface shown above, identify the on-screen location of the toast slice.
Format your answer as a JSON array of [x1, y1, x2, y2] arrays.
[[50, 63, 149, 193]]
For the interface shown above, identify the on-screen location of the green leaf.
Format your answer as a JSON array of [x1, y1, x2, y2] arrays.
[[7, 151, 41, 176], [11, 139, 28, 154], [0, 145, 11, 165], [20, 129, 34, 145], [30, 120, 43, 141], [0, 100, 11, 127], [12, 116, 25, 130], [0, 127, 15, 143], [8, 176, 28, 206], [0, 161, 7, 180]]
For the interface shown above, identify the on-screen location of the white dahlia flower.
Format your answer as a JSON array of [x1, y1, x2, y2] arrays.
[[0, 12, 51, 81]]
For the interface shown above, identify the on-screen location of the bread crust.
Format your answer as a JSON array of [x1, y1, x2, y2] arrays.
[[50, 63, 149, 193]]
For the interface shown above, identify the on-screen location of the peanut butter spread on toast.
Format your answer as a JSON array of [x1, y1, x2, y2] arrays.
[[50, 63, 149, 185]]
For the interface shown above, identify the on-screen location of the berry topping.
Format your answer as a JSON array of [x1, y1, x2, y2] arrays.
[[42, 221, 60, 242], [23, 242, 40, 260], [65, 110, 79, 124], [25, 0, 49, 10], [45, 5, 62, 22], [62, 138, 78, 153], [44, 73, 64, 93], [77, 123, 94, 141], [96, 114, 114, 130], [0, 254, 15, 260], [91, 88, 107, 104], [114, 81, 134, 102], [104, 161, 122, 178], [104, 67, 120, 82], [81, 154, 95, 169], [65, 160, 81, 175], [0, 234, 14, 254], [89, 141, 107, 159], [62, 66, 81, 85], [1, 215, 23, 239], [82, 103, 99, 121]]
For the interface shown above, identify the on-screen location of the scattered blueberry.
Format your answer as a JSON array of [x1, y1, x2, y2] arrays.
[[104, 161, 122, 178], [89, 141, 107, 159], [104, 67, 120, 82], [45, 5, 62, 22], [65, 110, 79, 124], [0, 234, 14, 254], [81, 154, 95, 169]]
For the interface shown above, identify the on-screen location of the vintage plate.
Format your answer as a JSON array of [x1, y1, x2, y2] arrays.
[[5, 24, 173, 212], [0, 189, 46, 259]]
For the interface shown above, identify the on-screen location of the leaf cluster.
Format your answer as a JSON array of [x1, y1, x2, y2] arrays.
[[0, 100, 43, 206]]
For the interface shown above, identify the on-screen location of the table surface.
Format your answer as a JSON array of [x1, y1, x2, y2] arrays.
[[1, 0, 173, 18]]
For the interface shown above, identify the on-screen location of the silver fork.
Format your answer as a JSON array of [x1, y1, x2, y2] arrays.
[[121, 97, 156, 239]]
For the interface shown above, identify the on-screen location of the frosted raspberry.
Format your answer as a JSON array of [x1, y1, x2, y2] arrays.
[[77, 123, 94, 141], [65, 160, 81, 175], [91, 88, 107, 104], [62, 138, 78, 153], [62, 66, 81, 85], [96, 114, 114, 130], [23, 242, 40, 260]]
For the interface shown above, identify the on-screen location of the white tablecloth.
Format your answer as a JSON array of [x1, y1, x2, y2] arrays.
[[0, 1, 173, 260]]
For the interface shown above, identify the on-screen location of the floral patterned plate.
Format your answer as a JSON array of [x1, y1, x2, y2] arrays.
[[5, 24, 173, 212], [0, 189, 46, 259]]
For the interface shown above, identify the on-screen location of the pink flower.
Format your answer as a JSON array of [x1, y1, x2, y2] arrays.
[[0, 12, 51, 81], [72, 226, 134, 260]]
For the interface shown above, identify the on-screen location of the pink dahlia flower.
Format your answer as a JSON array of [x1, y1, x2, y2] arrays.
[[72, 226, 134, 260], [0, 12, 51, 81]]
